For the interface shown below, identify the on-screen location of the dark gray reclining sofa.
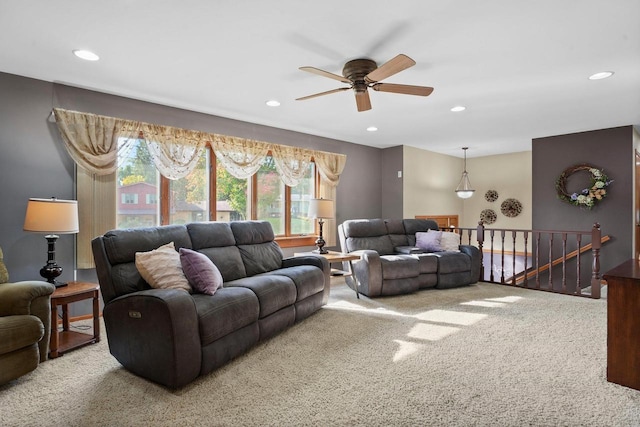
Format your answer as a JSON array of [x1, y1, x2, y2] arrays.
[[92, 220, 330, 388], [338, 218, 481, 297]]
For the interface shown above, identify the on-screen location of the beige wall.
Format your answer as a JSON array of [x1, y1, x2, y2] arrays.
[[464, 151, 532, 229], [402, 145, 463, 220], [402, 147, 532, 252]]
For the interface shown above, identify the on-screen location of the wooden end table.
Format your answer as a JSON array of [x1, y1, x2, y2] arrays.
[[49, 281, 101, 358], [294, 250, 361, 298]]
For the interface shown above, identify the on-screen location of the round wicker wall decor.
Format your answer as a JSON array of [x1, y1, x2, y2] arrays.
[[480, 209, 497, 224], [500, 198, 522, 218]]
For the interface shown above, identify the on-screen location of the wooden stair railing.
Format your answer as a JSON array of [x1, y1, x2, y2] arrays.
[[506, 235, 611, 286], [445, 222, 605, 299]]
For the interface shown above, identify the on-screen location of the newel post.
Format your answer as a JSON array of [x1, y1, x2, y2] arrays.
[[477, 221, 485, 282], [591, 222, 601, 299]]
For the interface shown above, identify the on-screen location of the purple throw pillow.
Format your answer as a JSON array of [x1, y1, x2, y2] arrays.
[[416, 231, 443, 252], [179, 248, 223, 295]]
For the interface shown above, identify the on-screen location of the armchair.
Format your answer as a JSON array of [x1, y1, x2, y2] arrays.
[[0, 280, 55, 385]]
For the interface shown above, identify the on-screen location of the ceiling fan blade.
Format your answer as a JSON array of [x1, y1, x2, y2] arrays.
[[299, 66, 351, 84], [355, 90, 372, 112], [372, 83, 434, 96], [296, 87, 350, 101], [365, 54, 416, 83]]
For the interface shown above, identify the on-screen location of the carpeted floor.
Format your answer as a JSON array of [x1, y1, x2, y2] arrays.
[[1, 281, 639, 426]]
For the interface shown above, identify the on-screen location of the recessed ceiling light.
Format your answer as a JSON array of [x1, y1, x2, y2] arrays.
[[451, 106, 466, 112], [366, 126, 378, 132], [73, 49, 100, 61], [265, 100, 280, 107], [589, 71, 614, 80]]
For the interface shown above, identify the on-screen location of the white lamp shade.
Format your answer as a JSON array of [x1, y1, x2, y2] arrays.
[[308, 198, 334, 219], [24, 198, 79, 234]]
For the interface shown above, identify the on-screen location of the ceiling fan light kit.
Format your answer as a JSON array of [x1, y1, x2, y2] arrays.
[[297, 54, 433, 112]]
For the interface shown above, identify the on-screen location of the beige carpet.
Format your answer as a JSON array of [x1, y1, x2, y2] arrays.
[[1, 282, 639, 426]]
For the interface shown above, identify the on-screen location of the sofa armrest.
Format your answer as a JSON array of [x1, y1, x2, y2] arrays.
[[0, 281, 55, 317], [0, 281, 54, 362], [283, 255, 331, 304], [103, 288, 201, 388], [350, 250, 383, 297], [460, 245, 481, 283]]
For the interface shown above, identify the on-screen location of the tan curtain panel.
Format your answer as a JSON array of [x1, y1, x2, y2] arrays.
[[53, 108, 347, 263]]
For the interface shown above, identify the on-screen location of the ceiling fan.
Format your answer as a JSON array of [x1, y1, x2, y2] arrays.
[[296, 54, 433, 112]]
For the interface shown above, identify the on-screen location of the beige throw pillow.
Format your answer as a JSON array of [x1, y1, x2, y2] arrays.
[[440, 231, 461, 252], [135, 242, 191, 292]]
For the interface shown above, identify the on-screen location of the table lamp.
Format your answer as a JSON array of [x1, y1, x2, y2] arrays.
[[23, 197, 79, 287], [308, 198, 334, 254]]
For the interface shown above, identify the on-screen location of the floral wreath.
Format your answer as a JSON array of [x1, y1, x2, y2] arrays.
[[555, 163, 613, 209]]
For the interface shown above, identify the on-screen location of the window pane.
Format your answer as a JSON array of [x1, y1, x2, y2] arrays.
[[291, 162, 316, 235], [116, 139, 160, 228], [216, 166, 248, 222], [256, 156, 285, 234], [169, 150, 209, 224]]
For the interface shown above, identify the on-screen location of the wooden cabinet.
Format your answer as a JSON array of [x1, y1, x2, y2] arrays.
[[603, 259, 640, 391], [415, 215, 458, 229]]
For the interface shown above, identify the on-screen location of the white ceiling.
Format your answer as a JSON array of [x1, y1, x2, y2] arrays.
[[1, 0, 639, 158]]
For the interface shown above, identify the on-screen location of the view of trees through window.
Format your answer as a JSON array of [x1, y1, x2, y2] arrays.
[[116, 138, 317, 239]]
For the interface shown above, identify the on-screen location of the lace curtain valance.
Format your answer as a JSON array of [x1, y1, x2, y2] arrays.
[[53, 108, 347, 186]]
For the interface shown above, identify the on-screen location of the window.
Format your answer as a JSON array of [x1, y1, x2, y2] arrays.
[[116, 141, 319, 245]]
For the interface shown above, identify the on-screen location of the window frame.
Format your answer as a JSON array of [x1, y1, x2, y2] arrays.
[[152, 144, 318, 247]]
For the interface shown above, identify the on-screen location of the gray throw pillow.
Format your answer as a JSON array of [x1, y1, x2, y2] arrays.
[[179, 248, 223, 295]]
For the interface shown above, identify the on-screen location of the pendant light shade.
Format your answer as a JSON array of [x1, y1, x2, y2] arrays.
[[455, 147, 475, 199]]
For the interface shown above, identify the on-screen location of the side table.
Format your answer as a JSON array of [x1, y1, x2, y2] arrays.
[[294, 250, 361, 298], [49, 281, 101, 358]]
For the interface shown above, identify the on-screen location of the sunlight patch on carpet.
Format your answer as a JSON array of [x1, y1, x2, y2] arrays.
[[414, 309, 487, 326], [326, 300, 409, 318], [392, 339, 427, 362], [485, 296, 523, 303], [407, 323, 460, 341], [460, 300, 506, 308]]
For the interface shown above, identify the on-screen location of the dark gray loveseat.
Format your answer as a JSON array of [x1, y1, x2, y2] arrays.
[[338, 218, 481, 297], [92, 220, 330, 388]]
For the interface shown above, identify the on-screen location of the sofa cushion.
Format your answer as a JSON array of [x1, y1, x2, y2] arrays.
[[403, 219, 439, 246], [263, 266, 325, 301], [103, 225, 191, 265], [412, 253, 439, 274], [395, 246, 424, 254], [380, 255, 420, 279], [187, 222, 237, 249], [135, 242, 191, 292], [179, 248, 223, 296], [416, 231, 443, 252], [226, 275, 296, 318], [342, 219, 395, 255], [192, 287, 259, 345], [198, 247, 247, 282], [385, 219, 409, 247], [434, 252, 472, 274]]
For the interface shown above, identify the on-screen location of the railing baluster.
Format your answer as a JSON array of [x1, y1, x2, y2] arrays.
[[477, 222, 485, 281], [512, 231, 517, 286], [548, 233, 554, 291], [576, 234, 582, 296], [490, 230, 495, 282], [561, 233, 567, 293], [535, 232, 541, 289], [591, 223, 602, 299], [523, 231, 529, 288], [500, 230, 506, 284]]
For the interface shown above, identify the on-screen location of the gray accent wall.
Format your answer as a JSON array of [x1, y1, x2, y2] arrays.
[[532, 126, 634, 277], [381, 145, 403, 219], [0, 72, 383, 284]]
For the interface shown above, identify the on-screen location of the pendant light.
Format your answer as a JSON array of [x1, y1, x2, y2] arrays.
[[455, 147, 475, 199]]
